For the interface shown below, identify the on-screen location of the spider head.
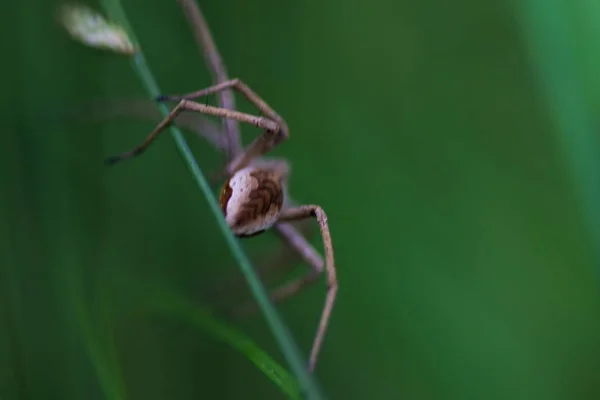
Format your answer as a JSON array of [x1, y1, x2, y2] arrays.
[[218, 166, 285, 238]]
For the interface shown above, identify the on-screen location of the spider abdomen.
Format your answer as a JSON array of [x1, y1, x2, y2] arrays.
[[218, 166, 284, 237]]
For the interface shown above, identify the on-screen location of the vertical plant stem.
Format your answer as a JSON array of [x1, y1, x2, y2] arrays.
[[97, 0, 325, 397]]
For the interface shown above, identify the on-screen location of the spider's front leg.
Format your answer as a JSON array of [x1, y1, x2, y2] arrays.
[[104, 99, 279, 166], [156, 78, 290, 175]]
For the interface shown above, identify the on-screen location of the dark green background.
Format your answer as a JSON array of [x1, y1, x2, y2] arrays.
[[3, 0, 600, 399]]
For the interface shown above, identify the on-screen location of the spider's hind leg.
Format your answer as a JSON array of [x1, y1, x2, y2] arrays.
[[199, 215, 316, 311]]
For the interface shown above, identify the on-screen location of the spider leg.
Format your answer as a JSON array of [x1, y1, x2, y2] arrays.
[[156, 79, 289, 174], [232, 205, 337, 373], [104, 99, 279, 166], [202, 217, 316, 309], [76, 99, 229, 152]]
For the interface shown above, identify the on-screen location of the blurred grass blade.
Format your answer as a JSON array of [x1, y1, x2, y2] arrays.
[[67, 269, 127, 400], [58, 1, 325, 398], [147, 282, 301, 399], [513, 0, 600, 271]]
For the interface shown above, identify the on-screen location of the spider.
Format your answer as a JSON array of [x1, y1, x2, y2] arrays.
[[104, 78, 338, 373]]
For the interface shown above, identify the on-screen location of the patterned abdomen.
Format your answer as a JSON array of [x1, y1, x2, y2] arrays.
[[218, 167, 284, 237]]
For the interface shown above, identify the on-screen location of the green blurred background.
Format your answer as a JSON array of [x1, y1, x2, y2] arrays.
[[3, 0, 600, 398]]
